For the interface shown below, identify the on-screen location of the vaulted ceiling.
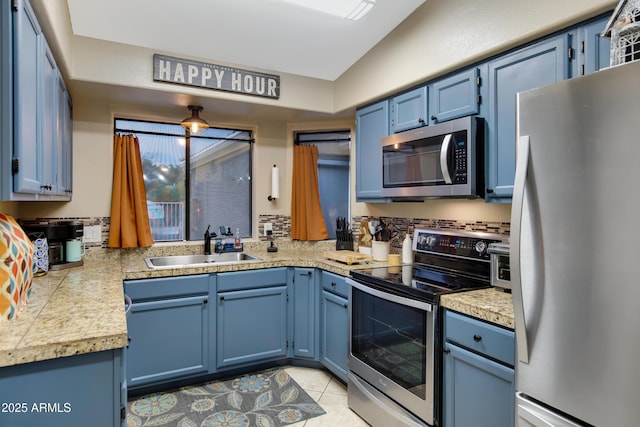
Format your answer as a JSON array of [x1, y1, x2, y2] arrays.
[[66, 0, 426, 82]]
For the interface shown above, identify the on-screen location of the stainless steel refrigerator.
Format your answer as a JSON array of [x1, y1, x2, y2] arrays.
[[511, 59, 640, 427]]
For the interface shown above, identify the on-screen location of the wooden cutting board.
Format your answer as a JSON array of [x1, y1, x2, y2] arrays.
[[323, 250, 372, 265]]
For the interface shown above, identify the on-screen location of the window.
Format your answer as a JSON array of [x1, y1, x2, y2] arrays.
[[114, 119, 253, 242], [295, 130, 350, 239]]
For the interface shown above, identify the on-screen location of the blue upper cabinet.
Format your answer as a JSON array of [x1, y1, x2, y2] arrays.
[[485, 34, 570, 202], [355, 100, 390, 201], [12, 0, 43, 195], [1, 0, 72, 200], [577, 15, 611, 76], [390, 86, 428, 133], [429, 68, 480, 124], [0, 0, 11, 199]]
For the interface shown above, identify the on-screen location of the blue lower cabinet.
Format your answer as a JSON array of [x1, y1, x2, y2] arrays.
[[216, 285, 288, 369], [443, 310, 515, 427], [126, 294, 210, 388], [0, 349, 125, 427], [320, 290, 348, 382], [292, 268, 317, 359], [124, 274, 211, 389], [443, 343, 515, 427]]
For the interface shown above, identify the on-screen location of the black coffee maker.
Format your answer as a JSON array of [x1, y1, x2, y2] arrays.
[[23, 222, 84, 270]]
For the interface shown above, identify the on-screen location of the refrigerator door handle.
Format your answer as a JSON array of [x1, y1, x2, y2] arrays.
[[440, 133, 453, 184], [512, 135, 530, 364]]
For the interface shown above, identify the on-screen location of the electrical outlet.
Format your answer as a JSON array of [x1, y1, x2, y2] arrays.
[[84, 225, 102, 243], [263, 223, 273, 236]]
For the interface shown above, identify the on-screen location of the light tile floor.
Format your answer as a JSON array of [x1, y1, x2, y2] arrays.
[[284, 366, 370, 427]]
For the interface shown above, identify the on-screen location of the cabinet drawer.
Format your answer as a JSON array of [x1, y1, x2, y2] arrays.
[[124, 274, 209, 301], [321, 270, 348, 298], [445, 310, 515, 366], [217, 267, 287, 292]]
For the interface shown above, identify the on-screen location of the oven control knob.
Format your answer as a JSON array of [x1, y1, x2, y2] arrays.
[[475, 241, 487, 253]]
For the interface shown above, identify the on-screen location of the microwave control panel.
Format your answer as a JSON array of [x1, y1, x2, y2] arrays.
[[453, 135, 467, 184]]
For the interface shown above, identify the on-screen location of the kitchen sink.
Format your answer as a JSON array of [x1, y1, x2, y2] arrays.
[[144, 253, 262, 269]]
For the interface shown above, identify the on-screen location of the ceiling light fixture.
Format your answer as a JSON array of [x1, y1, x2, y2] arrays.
[[181, 105, 209, 134], [280, 0, 376, 20]]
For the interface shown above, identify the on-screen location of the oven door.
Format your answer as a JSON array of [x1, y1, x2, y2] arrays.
[[347, 278, 436, 425]]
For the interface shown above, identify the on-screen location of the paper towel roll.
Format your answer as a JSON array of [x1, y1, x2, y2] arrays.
[[271, 165, 279, 199]]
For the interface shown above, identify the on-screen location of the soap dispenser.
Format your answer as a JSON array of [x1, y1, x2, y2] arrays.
[[234, 228, 241, 249]]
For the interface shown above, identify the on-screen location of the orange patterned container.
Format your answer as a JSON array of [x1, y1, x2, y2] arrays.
[[0, 213, 35, 320]]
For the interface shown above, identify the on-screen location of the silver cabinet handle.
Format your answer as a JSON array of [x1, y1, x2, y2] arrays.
[[124, 294, 132, 315]]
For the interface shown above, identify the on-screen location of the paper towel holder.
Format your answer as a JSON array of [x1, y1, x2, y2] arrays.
[[268, 164, 279, 201]]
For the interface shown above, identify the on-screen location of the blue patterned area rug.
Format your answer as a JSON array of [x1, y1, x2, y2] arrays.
[[126, 367, 326, 427]]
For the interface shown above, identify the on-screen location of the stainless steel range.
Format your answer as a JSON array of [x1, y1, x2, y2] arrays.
[[346, 228, 507, 427]]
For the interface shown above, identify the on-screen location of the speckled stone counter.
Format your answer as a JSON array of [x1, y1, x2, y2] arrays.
[[0, 240, 514, 368], [0, 256, 128, 368], [440, 287, 514, 329]]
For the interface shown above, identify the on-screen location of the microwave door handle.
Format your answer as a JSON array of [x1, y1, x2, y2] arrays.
[[439, 133, 453, 184]]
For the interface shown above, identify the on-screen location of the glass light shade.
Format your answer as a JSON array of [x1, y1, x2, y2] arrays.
[[181, 106, 209, 134]]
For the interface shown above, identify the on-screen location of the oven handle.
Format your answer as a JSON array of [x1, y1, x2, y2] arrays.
[[346, 278, 433, 312], [439, 133, 453, 184]]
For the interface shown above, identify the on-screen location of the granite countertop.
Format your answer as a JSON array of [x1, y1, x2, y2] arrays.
[[440, 288, 514, 329], [0, 241, 514, 368], [0, 257, 128, 368]]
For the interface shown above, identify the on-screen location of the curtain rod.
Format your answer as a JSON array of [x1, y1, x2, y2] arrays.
[[114, 128, 254, 143]]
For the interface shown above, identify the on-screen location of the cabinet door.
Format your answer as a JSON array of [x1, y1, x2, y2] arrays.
[[355, 100, 390, 201], [486, 35, 569, 201], [127, 295, 210, 388], [41, 40, 57, 194], [443, 342, 515, 427], [12, 0, 42, 194], [578, 17, 610, 76], [390, 86, 428, 133], [320, 290, 348, 382], [0, 0, 11, 200], [217, 286, 288, 369], [0, 349, 123, 427], [429, 68, 480, 124], [292, 268, 317, 359], [57, 74, 72, 197]]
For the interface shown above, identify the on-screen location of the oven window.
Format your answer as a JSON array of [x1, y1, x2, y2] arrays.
[[351, 287, 428, 399]]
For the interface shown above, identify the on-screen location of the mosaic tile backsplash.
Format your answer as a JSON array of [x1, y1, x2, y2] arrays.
[[14, 215, 510, 251]]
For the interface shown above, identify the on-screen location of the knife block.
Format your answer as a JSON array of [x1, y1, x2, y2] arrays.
[[336, 240, 353, 251]]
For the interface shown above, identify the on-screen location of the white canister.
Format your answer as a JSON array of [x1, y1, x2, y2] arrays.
[[371, 241, 390, 261]]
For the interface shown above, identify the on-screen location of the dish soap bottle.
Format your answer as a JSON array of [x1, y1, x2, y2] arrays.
[[234, 228, 241, 249], [402, 233, 413, 265]]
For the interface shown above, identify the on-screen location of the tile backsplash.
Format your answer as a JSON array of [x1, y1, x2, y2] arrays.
[[19, 217, 110, 249], [16, 214, 509, 250]]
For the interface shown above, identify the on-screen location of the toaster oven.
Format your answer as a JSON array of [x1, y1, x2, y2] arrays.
[[488, 242, 511, 290]]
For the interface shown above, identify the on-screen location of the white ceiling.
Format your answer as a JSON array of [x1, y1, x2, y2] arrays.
[[66, 0, 425, 82]]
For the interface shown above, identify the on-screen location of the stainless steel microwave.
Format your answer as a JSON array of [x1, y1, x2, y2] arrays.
[[380, 116, 483, 199]]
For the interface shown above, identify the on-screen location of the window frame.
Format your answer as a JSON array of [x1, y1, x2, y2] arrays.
[[113, 117, 254, 242]]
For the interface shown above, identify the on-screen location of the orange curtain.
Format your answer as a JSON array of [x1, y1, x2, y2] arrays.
[[108, 134, 154, 248], [290, 145, 329, 240]]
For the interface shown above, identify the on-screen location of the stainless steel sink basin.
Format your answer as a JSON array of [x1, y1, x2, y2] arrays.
[[144, 252, 261, 269]]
